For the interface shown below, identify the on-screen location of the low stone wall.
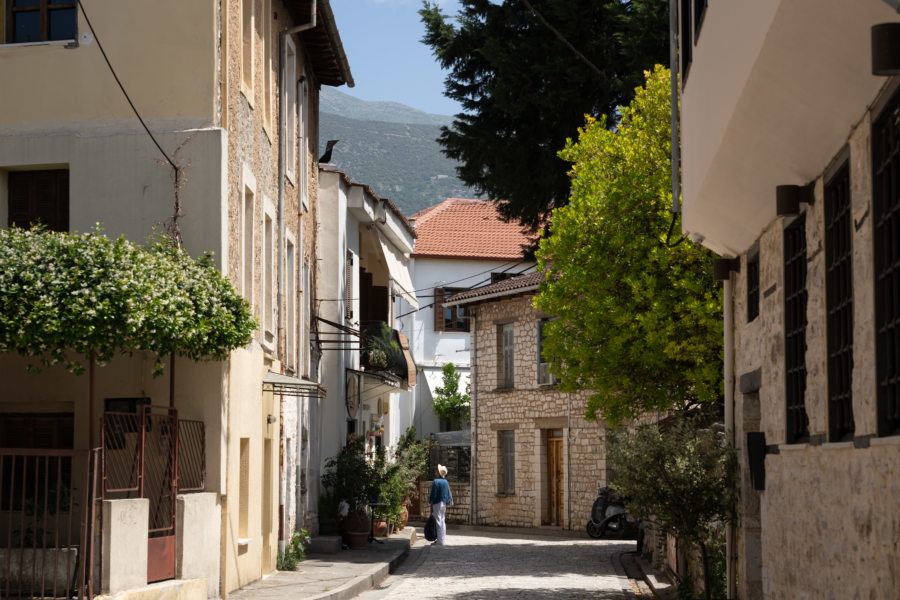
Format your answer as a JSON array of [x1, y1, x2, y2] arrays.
[[421, 480, 471, 524]]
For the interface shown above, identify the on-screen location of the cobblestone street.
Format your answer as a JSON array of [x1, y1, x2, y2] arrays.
[[355, 530, 636, 600]]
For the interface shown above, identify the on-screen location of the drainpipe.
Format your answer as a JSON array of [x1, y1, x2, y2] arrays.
[[669, 0, 681, 214], [297, 394, 305, 532], [278, 0, 317, 543], [278, 1, 317, 362], [723, 276, 735, 599], [469, 311, 478, 525]]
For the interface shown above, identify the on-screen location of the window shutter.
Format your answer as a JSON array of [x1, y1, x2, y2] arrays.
[[345, 251, 353, 320], [433, 288, 445, 331]]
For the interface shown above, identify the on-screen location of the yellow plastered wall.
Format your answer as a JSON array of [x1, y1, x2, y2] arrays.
[[0, 0, 216, 128]]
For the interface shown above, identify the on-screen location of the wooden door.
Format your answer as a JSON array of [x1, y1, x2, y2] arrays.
[[547, 432, 563, 526]]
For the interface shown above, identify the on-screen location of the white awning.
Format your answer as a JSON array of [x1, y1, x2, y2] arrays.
[[375, 230, 418, 309]]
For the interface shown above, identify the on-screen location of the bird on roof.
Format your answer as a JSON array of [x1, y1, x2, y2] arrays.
[[319, 140, 339, 164]]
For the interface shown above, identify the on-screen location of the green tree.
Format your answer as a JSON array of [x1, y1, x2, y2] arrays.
[[607, 415, 737, 600], [432, 363, 470, 429], [535, 66, 722, 424], [419, 0, 669, 232]]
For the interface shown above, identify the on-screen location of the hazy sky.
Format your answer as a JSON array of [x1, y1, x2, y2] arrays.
[[329, 0, 464, 116]]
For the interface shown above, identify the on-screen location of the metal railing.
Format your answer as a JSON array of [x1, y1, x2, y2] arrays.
[[0, 448, 94, 600]]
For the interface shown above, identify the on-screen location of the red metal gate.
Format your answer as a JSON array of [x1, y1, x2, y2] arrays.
[[102, 406, 178, 584]]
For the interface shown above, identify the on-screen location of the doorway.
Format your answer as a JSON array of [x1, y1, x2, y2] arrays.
[[546, 429, 563, 526]]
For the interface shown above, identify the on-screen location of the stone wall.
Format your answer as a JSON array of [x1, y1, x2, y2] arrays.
[[468, 294, 607, 531], [421, 480, 471, 524], [729, 102, 900, 599]]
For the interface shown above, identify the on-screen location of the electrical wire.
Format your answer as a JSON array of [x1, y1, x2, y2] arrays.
[[520, 0, 606, 82], [664, 211, 687, 247]]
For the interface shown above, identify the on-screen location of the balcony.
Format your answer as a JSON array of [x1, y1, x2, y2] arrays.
[[360, 321, 416, 390], [680, 0, 899, 255]]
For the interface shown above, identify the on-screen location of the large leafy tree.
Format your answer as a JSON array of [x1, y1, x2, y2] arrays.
[[419, 0, 669, 231], [535, 66, 722, 424]]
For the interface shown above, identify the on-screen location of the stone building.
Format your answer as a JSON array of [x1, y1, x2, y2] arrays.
[[443, 273, 607, 530], [0, 1, 352, 597], [678, 1, 900, 598]]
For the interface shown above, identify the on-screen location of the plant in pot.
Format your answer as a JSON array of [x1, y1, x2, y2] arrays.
[[317, 489, 338, 535], [394, 426, 430, 522], [321, 437, 374, 548], [370, 445, 401, 537]]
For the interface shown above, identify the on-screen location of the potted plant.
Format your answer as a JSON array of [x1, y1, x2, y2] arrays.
[[394, 426, 430, 520], [321, 437, 374, 548]]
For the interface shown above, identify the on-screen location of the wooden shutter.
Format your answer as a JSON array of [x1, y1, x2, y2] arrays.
[[433, 288, 445, 331], [502, 323, 515, 387], [8, 170, 69, 231]]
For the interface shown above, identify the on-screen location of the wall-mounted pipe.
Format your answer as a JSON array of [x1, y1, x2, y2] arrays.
[[669, 0, 681, 214], [724, 276, 735, 599]]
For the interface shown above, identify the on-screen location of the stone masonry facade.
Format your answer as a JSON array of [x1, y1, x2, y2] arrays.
[[728, 96, 900, 599], [467, 293, 607, 531]]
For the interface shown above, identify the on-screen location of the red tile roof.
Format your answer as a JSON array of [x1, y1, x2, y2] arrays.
[[411, 198, 536, 260], [444, 271, 544, 305]]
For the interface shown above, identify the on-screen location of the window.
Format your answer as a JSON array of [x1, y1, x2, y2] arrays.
[[241, 167, 256, 309], [285, 37, 297, 182], [537, 318, 556, 385], [263, 200, 275, 347], [873, 93, 900, 437], [302, 258, 311, 378], [499, 322, 515, 388], [497, 430, 515, 494], [0, 413, 74, 511], [7, 169, 68, 231], [4, 0, 76, 44], [241, 0, 254, 93], [680, 0, 692, 81], [345, 250, 354, 321], [433, 288, 469, 332], [747, 251, 759, 323], [784, 214, 809, 444], [262, 0, 272, 127], [429, 445, 471, 483], [299, 70, 309, 213], [286, 236, 296, 369], [825, 163, 854, 442], [238, 437, 250, 539]]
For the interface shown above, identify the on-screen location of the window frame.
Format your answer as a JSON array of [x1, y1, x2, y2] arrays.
[[433, 287, 470, 332], [746, 250, 760, 323], [872, 91, 900, 437], [784, 213, 810, 444], [498, 322, 515, 389], [241, 0, 254, 99], [4, 0, 77, 45], [284, 36, 297, 183], [241, 165, 256, 313], [537, 318, 556, 385], [497, 429, 515, 495], [824, 162, 855, 442], [7, 168, 69, 232], [262, 197, 275, 350]]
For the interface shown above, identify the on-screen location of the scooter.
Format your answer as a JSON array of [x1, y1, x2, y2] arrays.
[[586, 485, 642, 545]]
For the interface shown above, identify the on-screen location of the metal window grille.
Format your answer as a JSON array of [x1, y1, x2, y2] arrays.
[[873, 94, 900, 437], [825, 163, 855, 441], [429, 444, 470, 483], [784, 214, 810, 443], [747, 252, 760, 322], [497, 430, 515, 494]]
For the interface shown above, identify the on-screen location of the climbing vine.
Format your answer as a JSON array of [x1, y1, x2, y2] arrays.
[[0, 226, 256, 375]]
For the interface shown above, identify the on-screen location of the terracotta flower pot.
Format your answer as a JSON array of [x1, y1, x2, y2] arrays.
[[399, 505, 409, 529], [346, 530, 368, 548], [373, 518, 389, 537]]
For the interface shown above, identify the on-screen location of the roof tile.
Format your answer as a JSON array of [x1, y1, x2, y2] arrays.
[[411, 198, 536, 260]]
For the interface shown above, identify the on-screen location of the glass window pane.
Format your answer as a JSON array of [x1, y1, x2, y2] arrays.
[[14, 0, 41, 8], [13, 11, 40, 43], [49, 8, 77, 40]]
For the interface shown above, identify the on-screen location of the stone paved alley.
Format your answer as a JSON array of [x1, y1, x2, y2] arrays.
[[354, 530, 636, 600]]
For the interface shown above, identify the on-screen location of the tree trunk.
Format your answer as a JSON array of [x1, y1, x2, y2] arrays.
[[699, 541, 711, 600]]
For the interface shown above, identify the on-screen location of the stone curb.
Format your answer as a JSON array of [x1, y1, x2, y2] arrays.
[[634, 555, 676, 599], [301, 538, 411, 600]]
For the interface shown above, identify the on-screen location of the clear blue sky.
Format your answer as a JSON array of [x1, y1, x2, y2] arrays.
[[329, 0, 463, 116]]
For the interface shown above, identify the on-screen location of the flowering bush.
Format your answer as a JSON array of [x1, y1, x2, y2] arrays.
[[0, 226, 256, 375]]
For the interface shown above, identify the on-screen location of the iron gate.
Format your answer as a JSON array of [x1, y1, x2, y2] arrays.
[[102, 406, 178, 583]]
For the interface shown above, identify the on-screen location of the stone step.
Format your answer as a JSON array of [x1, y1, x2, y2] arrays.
[[308, 535, 342, 554]]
